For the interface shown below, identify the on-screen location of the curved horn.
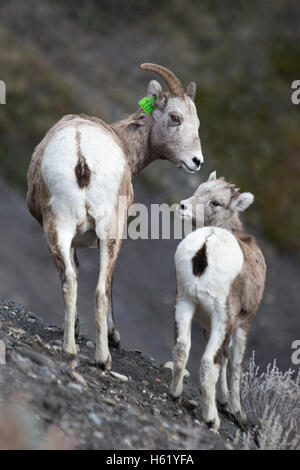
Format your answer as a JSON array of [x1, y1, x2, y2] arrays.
[[140, 63, 184, 97]]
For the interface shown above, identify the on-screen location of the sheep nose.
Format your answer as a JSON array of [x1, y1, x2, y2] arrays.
[[193, 157, 201, 167], [180, 202, 186, 210]]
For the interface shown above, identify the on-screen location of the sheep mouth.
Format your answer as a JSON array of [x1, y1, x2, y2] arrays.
[[180, 161, 198, 174]]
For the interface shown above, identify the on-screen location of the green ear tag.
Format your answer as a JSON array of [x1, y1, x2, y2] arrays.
[[138, 96, 156, 113]]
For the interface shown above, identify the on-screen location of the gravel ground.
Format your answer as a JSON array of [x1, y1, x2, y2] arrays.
[[0, 299, 248, 450]]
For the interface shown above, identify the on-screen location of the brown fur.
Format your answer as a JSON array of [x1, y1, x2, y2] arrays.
[[26, 115, 80, 227], [233, 232, 266, 323], [112, 109, 154, 175], [192, 243, 208, 276], [75, 128, 91, 188]]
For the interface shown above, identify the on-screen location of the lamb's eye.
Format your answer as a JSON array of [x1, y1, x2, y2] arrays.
[[170, 114, 181, 124], [210, 200, 220, 207]]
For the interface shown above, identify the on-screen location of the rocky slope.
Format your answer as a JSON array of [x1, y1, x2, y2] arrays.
[[0, 299, 246, 450]]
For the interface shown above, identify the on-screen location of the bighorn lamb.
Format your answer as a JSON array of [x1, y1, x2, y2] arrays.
[[26, 63, 203, 370], [170, 171, 266, 431]]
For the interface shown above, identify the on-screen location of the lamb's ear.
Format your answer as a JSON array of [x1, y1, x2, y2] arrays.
[[147, 80, 165, 109], [231, 192, 254, 212], [208, 171, 217, 181]]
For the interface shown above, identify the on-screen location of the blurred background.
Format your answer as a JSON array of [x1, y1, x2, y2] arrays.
[[0, 0, 299, 378]]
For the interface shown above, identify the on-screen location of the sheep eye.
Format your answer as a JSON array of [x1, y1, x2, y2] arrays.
[[210, 200, 220, 207], [170, 114, 181, 124]]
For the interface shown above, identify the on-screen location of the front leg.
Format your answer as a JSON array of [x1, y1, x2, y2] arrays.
[[170, 298, 195, 398]]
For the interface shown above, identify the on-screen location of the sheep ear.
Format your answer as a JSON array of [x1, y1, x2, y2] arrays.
[[186, 81, 196, 101], [147, 80, 165, 109], [232, 192, 254, 212], [208, 171, 217, 181]]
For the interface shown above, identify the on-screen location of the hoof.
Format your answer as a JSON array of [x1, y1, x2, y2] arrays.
[[169, 380, 183, 400], [75, 318, 81, 338], [108, 330, 121, 349], [62, 350, 77, 361], [233, 409, 247, 425], [95, 353, 112, 371], [209, 427, 220, 435], [217, 401, 231, 414], [205, 414, 220, 432], [62, 342, 77, 357], [170, 392, 181, 403]]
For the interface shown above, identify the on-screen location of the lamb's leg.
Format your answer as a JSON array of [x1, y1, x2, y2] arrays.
[[107, 276, 121, 348], [200, 303, 227, 432], [46, 222, 77, 355], [170, 299, 195, 398], [228, 325, 248, 422], [216, 352, 229, 411]]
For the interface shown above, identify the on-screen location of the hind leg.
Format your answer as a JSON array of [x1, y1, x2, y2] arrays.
[[228, 325, 248, 422], [45, 219, 77, 355], [200, 301, 228, 431], [170, 298, 195, 398], [70, 248, 82, 337], [107, 275, 121, 348], [216, 352, 230, 411]]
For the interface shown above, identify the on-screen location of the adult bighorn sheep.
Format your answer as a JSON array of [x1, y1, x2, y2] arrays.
[[170, 171, 266, 431], [26, 63, 203, 370]]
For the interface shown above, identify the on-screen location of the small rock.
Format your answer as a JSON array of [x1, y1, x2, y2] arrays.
[[110, 371, 128, 382], [103, 397, 116, 407], [8, 327, 26, 337], [88, 412, 102, 427], [27, 318, 36, 323], [122, 437, 132, 447], [86, 341, 95, 349], [185, 399, 198, 410], [177, 426, 191, 437], [94, 431, 104, 440], [71, 371, 87, 389], [69, 360, 79, 370], [67, 382, 83, 392], [34, 334, 49, 348], [45, 327, 58, 332]]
